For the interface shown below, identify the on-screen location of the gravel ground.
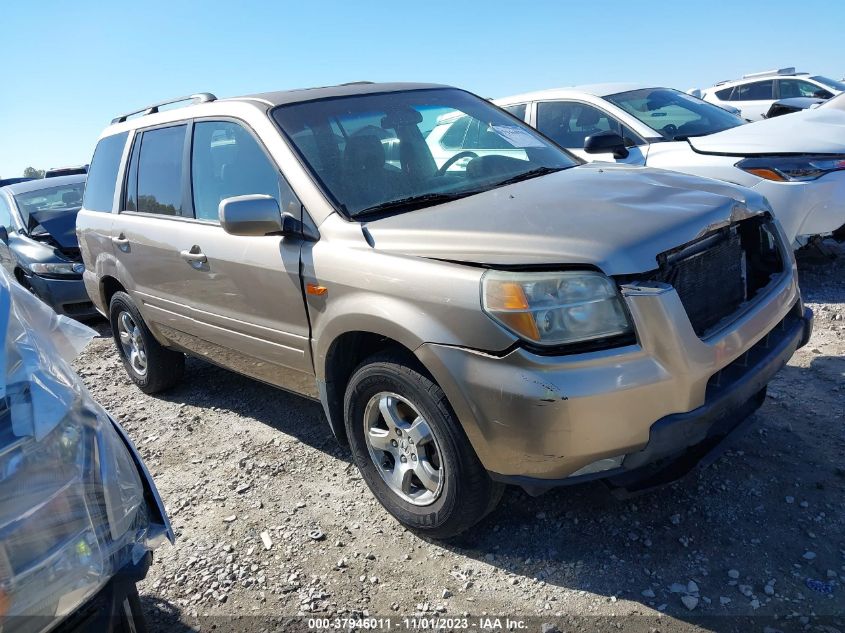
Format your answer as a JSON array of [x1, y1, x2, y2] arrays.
[[73, 246, 845, 633]]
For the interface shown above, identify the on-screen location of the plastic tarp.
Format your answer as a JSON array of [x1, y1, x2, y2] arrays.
[[0, 267, 170, 631]]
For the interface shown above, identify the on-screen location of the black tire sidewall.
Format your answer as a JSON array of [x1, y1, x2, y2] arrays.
[[344, 359, 484, 535], [109, 292, 155, 389]]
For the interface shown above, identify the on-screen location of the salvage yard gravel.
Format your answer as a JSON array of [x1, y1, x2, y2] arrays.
[[73, 245, 845, 632]]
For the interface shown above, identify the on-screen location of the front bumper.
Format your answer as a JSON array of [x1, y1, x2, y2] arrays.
[[753, 170, 845, 243], [24, 273, 98, 318], [417, 267, 807, 486]]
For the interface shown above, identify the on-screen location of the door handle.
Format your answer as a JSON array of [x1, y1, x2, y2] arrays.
[[112, 234, 130, 251], [180, 248, 207, 266]]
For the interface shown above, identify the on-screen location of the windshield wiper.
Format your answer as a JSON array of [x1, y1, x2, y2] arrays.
[[489, 166, 567, 188], [353, 192, 477, 218]]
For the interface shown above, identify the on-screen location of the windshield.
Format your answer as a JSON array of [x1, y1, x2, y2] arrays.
[[811, 76, 845, 92], [272, 88, 578, 217], [606, 88, 744, 140], [13, 181, 85, 228]]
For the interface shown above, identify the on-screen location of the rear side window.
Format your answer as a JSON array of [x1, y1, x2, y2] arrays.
[[83, 132, 128, 212], [132, 125, 187, 216], [735, 80, 774, 101], [191, 121, 285, 221]]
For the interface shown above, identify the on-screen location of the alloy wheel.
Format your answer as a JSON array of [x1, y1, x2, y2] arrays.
[[362, 392, 444, 506]]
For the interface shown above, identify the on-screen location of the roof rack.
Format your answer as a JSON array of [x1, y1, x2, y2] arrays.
[[742, 67, 797, 79], [111, 93, 217, 124]]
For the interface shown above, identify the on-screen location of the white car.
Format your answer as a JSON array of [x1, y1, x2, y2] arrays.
[[488, 84, 845, 245], [694, 68, 844, 121]]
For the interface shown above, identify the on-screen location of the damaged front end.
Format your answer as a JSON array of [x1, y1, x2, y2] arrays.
[[0, 268, 172, 631]]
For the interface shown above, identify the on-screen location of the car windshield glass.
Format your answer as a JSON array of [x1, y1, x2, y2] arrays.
[[606, 88, 743, 140], [13, 181, 85, 227], [810, 76, 845, 92], [272, 88, 578, 217]]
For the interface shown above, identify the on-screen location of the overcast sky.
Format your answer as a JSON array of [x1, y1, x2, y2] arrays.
[[1, 0, 842, 177]]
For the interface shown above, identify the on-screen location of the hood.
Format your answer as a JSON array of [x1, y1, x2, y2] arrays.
[[27, 208, 80, 249], [364, 163, 766, 275], [688, 108, 845, 155]]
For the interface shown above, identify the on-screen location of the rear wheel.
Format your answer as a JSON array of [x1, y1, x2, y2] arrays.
[[109, 291, 184, 393], [344, 351, 503, 538]]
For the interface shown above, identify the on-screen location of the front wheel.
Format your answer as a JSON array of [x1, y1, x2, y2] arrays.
[[344, 351, 503, 538]]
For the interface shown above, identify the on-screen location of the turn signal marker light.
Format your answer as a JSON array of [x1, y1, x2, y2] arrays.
[[306, 283, 328, 296]]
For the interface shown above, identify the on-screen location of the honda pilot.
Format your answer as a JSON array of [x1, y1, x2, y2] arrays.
[[77, 83, 812, 537]]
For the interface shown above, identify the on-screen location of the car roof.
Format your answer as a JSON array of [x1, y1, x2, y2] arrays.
[[239, 81, 451, 106], [100, 82, 455, 137], [496, 83, 654, 104], [0, 174, 86, 194]]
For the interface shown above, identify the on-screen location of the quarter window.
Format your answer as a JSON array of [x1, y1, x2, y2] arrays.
[[134, 125, 187, 216], [536, 101, 623, 149], [502, 103, 527, 120], [83, 132, 128, 212], [191, 121, 292, 222]]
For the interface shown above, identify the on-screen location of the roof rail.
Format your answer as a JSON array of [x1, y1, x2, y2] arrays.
[[742, 67, 797, 79], [111, 93, 217, 124]]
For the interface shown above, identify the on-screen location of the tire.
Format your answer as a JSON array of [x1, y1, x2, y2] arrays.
[[115, 585, 148, 633], [109, 291, 184, 394], [344, 350, 503, 538]]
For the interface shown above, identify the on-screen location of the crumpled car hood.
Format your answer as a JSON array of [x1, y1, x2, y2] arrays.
[[687, 108, 845, 155], [364, 163, 766, 275], [28, 208, 80, 248]]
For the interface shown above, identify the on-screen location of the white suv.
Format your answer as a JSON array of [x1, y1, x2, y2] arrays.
[[696, 68, 844, 120]]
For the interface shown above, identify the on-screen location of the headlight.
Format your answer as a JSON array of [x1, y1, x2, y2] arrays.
[[737, 155, 845, 182], [28, 262, 84, 276], [481, 270, 633, 346]]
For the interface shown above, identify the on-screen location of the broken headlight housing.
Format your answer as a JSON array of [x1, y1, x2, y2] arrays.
[[481, 270, 633, 347], [737, 155, 845, 182]]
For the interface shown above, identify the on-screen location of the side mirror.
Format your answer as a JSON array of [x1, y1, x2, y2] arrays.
[[219, 195, 295, 237], [0, 226, 7, 243], [584, 131, 630, 159]]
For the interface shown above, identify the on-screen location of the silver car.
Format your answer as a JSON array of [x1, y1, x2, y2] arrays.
[[77, 83, 812, 537]]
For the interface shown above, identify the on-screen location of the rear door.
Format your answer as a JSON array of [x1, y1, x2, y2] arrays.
[[733, 80, 774, 120], [112, 123, 200, 338], [535, 100, 647, 164]]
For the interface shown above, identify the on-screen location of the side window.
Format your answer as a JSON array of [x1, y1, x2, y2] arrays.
[[621, 126, 645, 147], [502, 103, 527, 120], [83, 132, 128, 212], [461, 119, 516, 150], [736, 80, 774, 101], [440, 116, 471, 150], [0, 196, 13, 230], [191, 121, 292, 222], [536, 101, 622, 149], [779, 79, 832, 99], [134, 125, 187, 216], [715, 87, 734, 101]]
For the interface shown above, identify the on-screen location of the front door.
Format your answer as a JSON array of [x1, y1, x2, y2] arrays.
[[181, 119, 315, 395]]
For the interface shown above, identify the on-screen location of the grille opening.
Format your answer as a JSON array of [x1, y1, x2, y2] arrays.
[[641, 217, 785, 337]]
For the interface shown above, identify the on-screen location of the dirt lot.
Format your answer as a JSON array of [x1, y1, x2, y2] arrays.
[[73, 246, 845, 633]]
